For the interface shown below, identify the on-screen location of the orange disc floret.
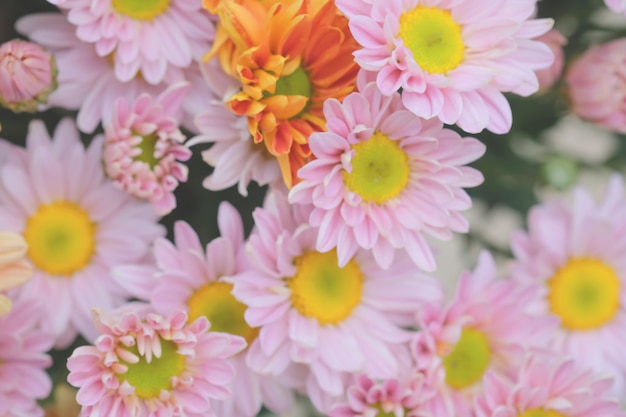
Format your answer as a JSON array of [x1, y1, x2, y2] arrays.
[[204, 0, 359, 188]]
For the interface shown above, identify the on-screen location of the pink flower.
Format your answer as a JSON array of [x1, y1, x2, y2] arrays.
[[566, 38, 626, 133], [336, 0, 554, 134], [535, 29, 567, 91], [0, 119, 164, 348], [605, 0, 626, 14], [67, 309, 246, 417], [0, 231, 32, 315], [234, 190, 443, 411], [510, 174, 626, 397], [0, 297, 54, 417], [52, 0, 214, 85], [289, 81, 485, 271], [104, 82, 192, 215], [475, 353, 625, 417], [0, 39, 56, 112], [411, 251, 557, 417]]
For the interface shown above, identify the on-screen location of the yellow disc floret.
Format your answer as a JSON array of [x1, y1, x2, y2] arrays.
[[398, 6, 465, 74], [112, 0, 171, 20], [343, 132, 410, 204], [187, 281, 258, 345], [443, 327, 491, 390], [24, 201, 96, 276], [548, 258, 620, 330], [518, 408, 568, 417], [287, 250, 363, 325]]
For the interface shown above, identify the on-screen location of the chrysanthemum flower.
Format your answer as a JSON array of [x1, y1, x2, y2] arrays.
[[336, 0, 554, 134], [411, 251, 557, 417], [186, 60, 282, 196], [234, 190, 443, 410], [113, 203, 297, 417], [50, 0, 214, 85], [605, 0, 626, 14], [104, 82, 192, 215], [17, 13, 166, 133], [289, 81, 485, 271], [510, 174, 626, 396], [0, 39, 57, 113], [0, 231, 32, 315], [67, 308, 246, 417], [565, 38, 626, 133], [0, 297, 54, 417], [206, 0, 360, 187], [0, 119, 164, 347], [475, 353, 625, 417]]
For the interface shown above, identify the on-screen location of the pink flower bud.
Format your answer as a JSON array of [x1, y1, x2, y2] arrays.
[[535, 29, 567, 91]]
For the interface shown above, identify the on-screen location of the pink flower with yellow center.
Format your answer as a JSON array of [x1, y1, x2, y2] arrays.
[[51, 0, 214, 85], [104, 82, 192, 215], [336, 0, 554, 134], [67, 309, 246, 417], [510, 175, 626, 397], [0, 231, 32, 316], [289, 81, 485, 271]]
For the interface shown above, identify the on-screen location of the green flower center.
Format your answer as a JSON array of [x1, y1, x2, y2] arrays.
[[275, 67, 312, 98], [111, 0, 171, 20], [134, 132, 161, 169], [443, 327, 491, 390]]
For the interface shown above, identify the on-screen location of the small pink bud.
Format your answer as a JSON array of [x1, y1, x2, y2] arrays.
[[535, 29, 567, 91]]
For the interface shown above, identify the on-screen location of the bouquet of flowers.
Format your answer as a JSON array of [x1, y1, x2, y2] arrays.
[[2, 1, 626, 416]]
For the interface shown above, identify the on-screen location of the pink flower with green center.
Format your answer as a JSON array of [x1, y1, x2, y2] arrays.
[[67, 309, 246, 417], [336, 0, 554, 134]]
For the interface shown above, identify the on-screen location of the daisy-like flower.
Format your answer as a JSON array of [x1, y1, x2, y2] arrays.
[[336, 0, 554, 134], [234, 190, 443, 411], [104, 82, 192, 215], [112, 203, 297, 417], [475, 353, 626, 417], [51, 0, 214, 85], [186, 60, 282, 196], [0, 297, 54, 417], [0, 39, 57, 113], [289, 81, 485, 271], [17, 13, 165, 133], [206, 0, 360, 187], [411, 251, 557, 417], [510, 174, 626, 397], [0, 119, 164, 347], [605, 0, 626, 14], [0, 231, 32, 315], [67, 308, 246, 417]]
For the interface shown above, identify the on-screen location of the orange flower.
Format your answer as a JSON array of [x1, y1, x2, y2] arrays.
[[205, 0, 359, 187]]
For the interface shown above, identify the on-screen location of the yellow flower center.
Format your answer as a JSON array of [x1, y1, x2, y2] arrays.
[[23, 202, 96, 276], [443, 327, 491, 390], [548, 258, 620, 330], [287, 250, 363, 325], [343, 132, 410, 204], [398, 6, 465, 74], [518, 408, 567, 417], [119, 340, 186, 399], [134, 132, 161, 169], [373, 405, 398, 417], [187, 282, 258, 345], [111, 0, 171, 20]]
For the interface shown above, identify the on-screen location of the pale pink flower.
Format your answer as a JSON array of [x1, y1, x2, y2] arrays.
[[16, 13, 165, 133], [0, 297, 54, 417], [510, 174, 626, 397], [566, 38, 626, 133], [112, 203, 298, 417], [475, 353, 625, 417], [0, 119, 164, 348], [336, 0, 554, 133], [605, 0, 626, 14], [411, 251, 557, 417], [67, 308, 246, 417], [104, 82, 191, 215], [0, 231, 32, 315], [535, 29, 567, 91], [289, 81, 485, 271], [187, 60, 282, 196], [234, 190, 443, 411], [51, 0, 214, 85], [0, 39, 56, 112]]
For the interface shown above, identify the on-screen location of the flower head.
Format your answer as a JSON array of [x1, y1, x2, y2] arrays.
[[336, 0, 554, 133], [289, 81, 485, 271], [67, 308, 246, 417], [104, 82, 192, 215], [0, 231, 32, 315], [605, 0, 626, 14], [0, 39, 56, 112]]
